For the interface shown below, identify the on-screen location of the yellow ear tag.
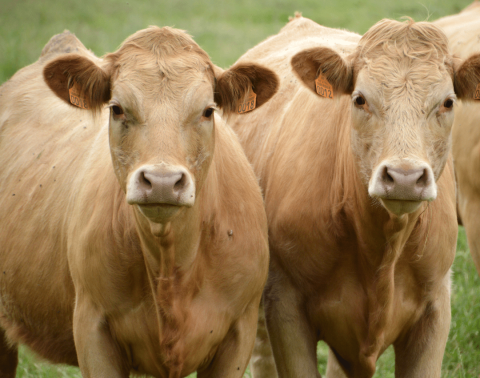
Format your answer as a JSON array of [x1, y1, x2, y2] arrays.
[[237, 91, 257, 114], [315, 74, 334, 99], [69, 81, 89, 109], [474, 83, 480, 100]]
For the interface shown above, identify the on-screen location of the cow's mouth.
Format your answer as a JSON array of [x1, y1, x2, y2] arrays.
[[379, 199, 423, 216], [137, 203, 183, 222]]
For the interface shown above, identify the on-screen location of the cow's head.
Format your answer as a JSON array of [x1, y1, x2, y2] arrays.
[[44, 27, 278, 224], [291, 19, 480, 216]]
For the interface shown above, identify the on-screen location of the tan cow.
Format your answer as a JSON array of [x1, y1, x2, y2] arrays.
[[435, 2, 480, 276], [0, 27, 279, 377], [227, 15, 480, 378]]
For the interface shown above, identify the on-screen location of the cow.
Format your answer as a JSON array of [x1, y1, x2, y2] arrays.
[[0, 26, 279, 377], [435, 2, 480, 277], [226, 14, 480, 378]]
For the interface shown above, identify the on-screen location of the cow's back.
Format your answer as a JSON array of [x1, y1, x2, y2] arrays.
[[434, 1, 480, 58], [0, 39, 110, 364]]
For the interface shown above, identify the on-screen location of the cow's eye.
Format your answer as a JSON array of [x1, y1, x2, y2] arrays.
[[443, 99, 454, 109], [110, 104, 126, 121], [354, 95, 366, 107], [203, 107, 215, 118], [438, 97, 456, 115], [112, 105, 124, 116]]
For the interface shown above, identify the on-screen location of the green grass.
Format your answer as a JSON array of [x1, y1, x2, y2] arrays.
[[2, 0, 479, 376], [0, 0, 472, 84]]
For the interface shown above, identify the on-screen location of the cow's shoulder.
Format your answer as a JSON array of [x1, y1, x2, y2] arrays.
[[200, 115, 269, 275]]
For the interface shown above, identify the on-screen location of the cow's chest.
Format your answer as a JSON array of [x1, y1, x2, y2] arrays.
[[110, 291, 233, 377], [307, 254, 429, 366]]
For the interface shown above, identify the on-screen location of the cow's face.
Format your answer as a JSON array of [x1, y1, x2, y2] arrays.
[[44, 27, 278, 224], [292, 19, 480, 216], [106, 45, 217, 223]]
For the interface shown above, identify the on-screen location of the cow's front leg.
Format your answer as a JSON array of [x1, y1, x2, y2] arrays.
[[250, 298, 278, 378], [458, 196, 480, 276], [0, 327, 17, 378], [73, 294, 130, 377], [197, 301, 260, 378], [393, 274, 451, 378], [264, 262, 321, 378], [325, 349, 349, 378]]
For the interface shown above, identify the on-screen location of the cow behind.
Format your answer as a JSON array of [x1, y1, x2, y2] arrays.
[[435, 1, 480, 277], [0, 27, 278, 377], [227, 16, 480, 378]]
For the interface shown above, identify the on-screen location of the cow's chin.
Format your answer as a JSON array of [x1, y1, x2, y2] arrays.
[[380, 199, 423, 217], [137, 204, 183, 224]]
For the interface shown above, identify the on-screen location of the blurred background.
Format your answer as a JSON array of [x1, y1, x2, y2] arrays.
[[1, 0, 478, 377]]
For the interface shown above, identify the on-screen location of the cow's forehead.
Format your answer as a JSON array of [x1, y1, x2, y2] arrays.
[[105, 33, 215, 122], [357, 19, 450, 61], [359, 56, 451, 105], [105, 26, 215, 100], [353, 19, 453, 108]]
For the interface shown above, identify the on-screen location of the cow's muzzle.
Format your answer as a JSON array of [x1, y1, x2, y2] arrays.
[[126, 164, 195, 221], [368, 161, 436, 216]]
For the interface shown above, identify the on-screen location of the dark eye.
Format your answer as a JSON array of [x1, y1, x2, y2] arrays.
[[203, 107, 214, 118], [355, 96, 366, 107], [443, 99, 454, 109], [112, 105, 124, 116]]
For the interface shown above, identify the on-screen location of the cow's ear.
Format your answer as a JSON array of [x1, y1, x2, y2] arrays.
[[214, 63, 279, 114], [291, 47, 354, 97], [454, 53, 480, 101], [43, 54, 111, 112]]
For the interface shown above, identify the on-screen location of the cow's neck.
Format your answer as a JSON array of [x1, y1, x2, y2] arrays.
[[133, 202, 202, 376], [338, 117, 431, 371], [135, 206, 201, 272]]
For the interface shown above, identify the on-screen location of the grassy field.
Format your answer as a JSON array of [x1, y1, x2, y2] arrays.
[[1, 0, 479, 377]]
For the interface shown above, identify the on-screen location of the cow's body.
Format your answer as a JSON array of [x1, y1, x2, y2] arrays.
[[0, 29, 276, 377], [435, 2, 480, 276], [227, 16, 471, 378]]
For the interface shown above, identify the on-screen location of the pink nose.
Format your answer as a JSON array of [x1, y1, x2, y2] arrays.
[[369, 164, 436, 201], [127, 165, 195, 207]]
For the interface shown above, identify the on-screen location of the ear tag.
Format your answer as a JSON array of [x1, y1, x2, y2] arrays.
[[474, 83, 480, 100], [237, 91, 257, 114], [315, 74, 334, 99], [69, 81, 89, 109]]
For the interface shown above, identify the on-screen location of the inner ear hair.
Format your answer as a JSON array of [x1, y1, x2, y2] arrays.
[[214, 63, 279, 113], [291, 47, 354, 96], [43, 54, 111, 112]]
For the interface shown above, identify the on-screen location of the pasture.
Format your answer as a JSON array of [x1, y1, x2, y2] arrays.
[[1, 0, 479, 377]]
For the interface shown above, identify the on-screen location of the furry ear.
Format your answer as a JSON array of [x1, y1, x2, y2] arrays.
[[454, 53, 480, 100], [291, 47, 354, 97], [43, 54, 111, 112], [214, 63, 279, 113]]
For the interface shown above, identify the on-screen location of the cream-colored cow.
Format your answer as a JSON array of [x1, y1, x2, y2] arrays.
[[227, 15, 480, 378], [0, 27, 278, 377], [435, 1, 480, 276]]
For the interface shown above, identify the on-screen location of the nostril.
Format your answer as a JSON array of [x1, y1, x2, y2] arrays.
[[382, 167, 394, 184], [174, 173, 186, 191], [416, 169, 428, 187], [139, 171, 152, 189]]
